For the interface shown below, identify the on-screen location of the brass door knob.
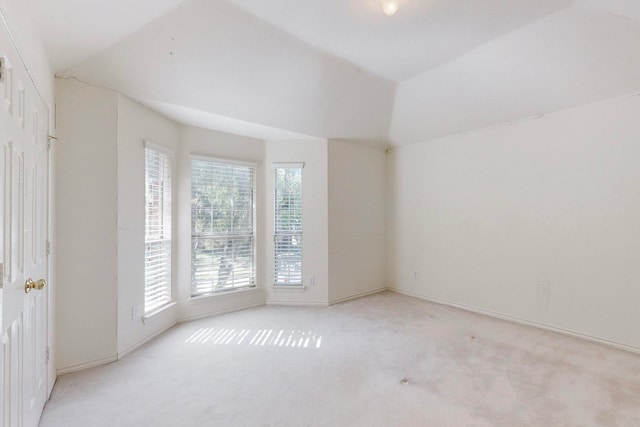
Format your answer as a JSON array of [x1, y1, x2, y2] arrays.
[[25, 278, 47, 293]]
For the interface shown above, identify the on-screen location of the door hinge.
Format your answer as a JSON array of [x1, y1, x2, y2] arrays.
[[47, 135, 57, 151], [0, 57, 4, 81], [45, 347, 50, 363], [45, 240, 51, 256]]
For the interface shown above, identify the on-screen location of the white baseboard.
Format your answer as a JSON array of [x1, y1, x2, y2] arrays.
[[178, 302, 266, 323], [117, 322, 177, 360], [56, 355, 118, 376], [390, 287, 640, 355], [266, 301, 329, 307], [329, 287, 389, 305]]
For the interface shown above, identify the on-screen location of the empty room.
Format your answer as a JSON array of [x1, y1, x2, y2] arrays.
[[1, 0, 639, 425]]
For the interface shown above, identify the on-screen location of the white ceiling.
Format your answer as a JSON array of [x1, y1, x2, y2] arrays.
[[137, 99, 324, 142], [390, 4, 640, 144], [25, 0, 190, 72], [577, 0, 640, 21], [226, 0, 571, 81], [28, 0, 573, 81], [21, 0, 640, 143], [58, 0, 395, 142]]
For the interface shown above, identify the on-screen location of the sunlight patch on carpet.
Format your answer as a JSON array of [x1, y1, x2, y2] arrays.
[[185, 328, 323, 348]]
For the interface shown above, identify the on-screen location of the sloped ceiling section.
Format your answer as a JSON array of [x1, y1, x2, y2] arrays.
[[226, 0, 571, 82], [577, 0, 640, 21], [50, 0, 640, 145], [26, 0, 191, 72], [390, 4, 640, 146], [60, 0, 395, 142]]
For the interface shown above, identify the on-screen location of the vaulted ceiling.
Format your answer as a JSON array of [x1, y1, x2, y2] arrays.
[[23, 0, 640, 145], [25, 0, 190, 73]]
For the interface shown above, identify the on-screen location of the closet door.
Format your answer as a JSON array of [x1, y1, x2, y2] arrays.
[[1, 18, 49, 427]]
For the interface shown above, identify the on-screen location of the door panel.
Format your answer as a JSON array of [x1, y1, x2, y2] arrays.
[[22, 93, 47, 427], [1, 14, 49, 427], [2, 143, 24, 329]]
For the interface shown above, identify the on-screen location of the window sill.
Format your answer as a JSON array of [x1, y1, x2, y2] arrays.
[[189, 286, 260, 305], [143, 302, 177, 324], [272, 285, 307, 293]]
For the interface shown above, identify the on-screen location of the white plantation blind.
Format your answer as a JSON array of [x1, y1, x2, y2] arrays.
[[274, 165, 303, 285], [191, 158, 256, 296], [144, 145, 172, 313]]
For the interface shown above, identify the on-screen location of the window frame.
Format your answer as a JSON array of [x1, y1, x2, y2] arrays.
[[273, 163, 304, 287], [143, 140, 173, 315], [190, 155, 258, 297]]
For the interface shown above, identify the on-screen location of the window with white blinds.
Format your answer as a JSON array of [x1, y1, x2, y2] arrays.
[[191, 158, 256, 296], [274, 165, 303, 286], [144, 145, 172, 314]]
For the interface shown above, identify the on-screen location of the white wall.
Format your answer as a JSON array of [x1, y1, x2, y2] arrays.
[[388, 93, 640, 351], [265, 140, 329, 305], [54, 85, 335, 369], [116, 94, 179, 356], [176, 126, 266, 321], [327, 140, 387, 304], [56, 79, 185, 371], [55, 78, 118, 371]]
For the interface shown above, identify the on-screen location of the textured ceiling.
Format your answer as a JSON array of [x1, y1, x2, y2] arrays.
[[27, 0, 572, 80], [22, 0, 640, 143], [226, 0, 571, 81], [24, 0, 191, 72]]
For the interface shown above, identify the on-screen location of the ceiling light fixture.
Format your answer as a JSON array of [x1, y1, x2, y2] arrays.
[[381, 0, 399, 16]]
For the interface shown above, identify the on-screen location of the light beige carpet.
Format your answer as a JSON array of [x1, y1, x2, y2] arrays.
[[40, 292, 640, 426]]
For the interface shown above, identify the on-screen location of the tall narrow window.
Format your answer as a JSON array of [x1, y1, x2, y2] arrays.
[[274, 164, 303, 286], [144, 143, 172, 313], [191, 158, 256, 296]]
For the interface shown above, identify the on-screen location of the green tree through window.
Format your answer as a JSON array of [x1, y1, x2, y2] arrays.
[[191, 159, 256, 295], [274, 167, 303, 285], [145, 146, 172, 312]]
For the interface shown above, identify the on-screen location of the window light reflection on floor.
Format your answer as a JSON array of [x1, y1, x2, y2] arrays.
[[185, 328, 323, 348]]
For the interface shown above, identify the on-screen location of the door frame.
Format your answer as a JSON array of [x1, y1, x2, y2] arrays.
[[0, 0, 55, 402]]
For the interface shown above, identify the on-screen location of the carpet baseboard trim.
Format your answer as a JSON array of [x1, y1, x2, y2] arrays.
[[329, 287, 389, 305], [389, 287, 640, 355], [117, 322, 177, 360], [177, 302, 266, 323], [266, 301, 329, 307], [56, 355, 118, 375]]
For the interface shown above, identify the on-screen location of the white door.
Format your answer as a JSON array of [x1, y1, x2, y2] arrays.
[[1, 17, 50, 427]]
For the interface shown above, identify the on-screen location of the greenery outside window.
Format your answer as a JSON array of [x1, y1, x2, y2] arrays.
[[144, 143, 172, 313], [274, 164, 303, 286], [191, 157, 256, 296]]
